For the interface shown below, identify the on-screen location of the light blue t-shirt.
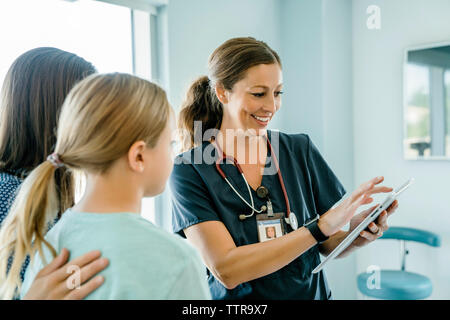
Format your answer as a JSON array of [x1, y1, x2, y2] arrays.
[[21, 209, 211, 300]]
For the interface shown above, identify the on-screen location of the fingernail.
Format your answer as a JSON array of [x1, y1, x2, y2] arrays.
[[100, 258, 109, 266]]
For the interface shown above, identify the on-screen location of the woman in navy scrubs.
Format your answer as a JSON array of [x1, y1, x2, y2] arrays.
[[170, 37, 398, 300]]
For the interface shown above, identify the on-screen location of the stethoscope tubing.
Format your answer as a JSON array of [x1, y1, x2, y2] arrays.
[[214, 136, 292, 218]]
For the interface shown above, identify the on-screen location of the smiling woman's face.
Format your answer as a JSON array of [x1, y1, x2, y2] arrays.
[[218, 63, 283, 136]]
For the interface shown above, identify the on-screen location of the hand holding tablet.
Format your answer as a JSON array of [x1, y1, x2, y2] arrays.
[[312, 178, 414, 274]]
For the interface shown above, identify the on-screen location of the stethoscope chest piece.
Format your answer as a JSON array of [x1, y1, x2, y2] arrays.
[[256, 186, 269, 199], [285, 212, 298, 230]]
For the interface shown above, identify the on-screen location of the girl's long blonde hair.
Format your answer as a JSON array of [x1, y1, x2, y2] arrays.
[[0, 73, 171, 299]]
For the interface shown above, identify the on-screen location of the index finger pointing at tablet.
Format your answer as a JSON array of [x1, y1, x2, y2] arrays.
[[366, 186, 394, 196], [349, 176, 385, 204]]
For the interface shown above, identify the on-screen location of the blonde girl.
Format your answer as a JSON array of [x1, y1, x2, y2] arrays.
[[0, 73, 210, 299]]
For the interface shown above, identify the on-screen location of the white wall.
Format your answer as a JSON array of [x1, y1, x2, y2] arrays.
[[352, 0, 450, 299], [321, 0, 356, 300], [279, 0, 324, 143]]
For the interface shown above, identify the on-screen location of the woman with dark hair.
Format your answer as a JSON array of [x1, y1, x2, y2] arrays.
[[171, 37, 399, 299], [0, 47, 108, 299], [0, 47, 97, 212]]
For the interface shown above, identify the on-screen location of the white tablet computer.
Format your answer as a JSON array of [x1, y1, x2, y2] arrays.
[[311, 178, 414, 274]]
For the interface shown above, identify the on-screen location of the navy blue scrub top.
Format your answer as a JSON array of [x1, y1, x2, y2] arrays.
[[170, 131, 346, 300]]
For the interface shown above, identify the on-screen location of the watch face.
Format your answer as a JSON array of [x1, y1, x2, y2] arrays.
[[289, 213, 298, 230]]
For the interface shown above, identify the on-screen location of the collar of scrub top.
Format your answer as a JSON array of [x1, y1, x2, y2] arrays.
[[213, 135, 292, 219]]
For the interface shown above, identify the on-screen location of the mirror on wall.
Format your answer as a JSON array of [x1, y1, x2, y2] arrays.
[[404, 42, 450, 160]]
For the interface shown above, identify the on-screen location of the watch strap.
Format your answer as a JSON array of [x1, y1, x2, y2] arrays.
[[305, 218, 329, 243]]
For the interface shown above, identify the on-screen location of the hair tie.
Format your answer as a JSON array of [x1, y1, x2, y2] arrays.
[[47, 153, 64, 168]]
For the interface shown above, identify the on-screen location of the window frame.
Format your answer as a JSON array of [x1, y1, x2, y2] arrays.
[[403, 41, 450, 161], [94, 0, 170, 227]]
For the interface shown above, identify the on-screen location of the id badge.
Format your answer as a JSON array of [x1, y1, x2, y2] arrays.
[[256, 213, 287, 242]]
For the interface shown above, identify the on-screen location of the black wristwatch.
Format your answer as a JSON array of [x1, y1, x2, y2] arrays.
[[304, 215, 329, 244]]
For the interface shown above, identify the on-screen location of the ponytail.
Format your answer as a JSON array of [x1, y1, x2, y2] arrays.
[[178, 76, 223, 151], [0, 160, 60, 299]]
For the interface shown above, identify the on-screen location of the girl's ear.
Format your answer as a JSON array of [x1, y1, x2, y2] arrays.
[[215, 84, 229, 104], [127, 141, 147, 173]]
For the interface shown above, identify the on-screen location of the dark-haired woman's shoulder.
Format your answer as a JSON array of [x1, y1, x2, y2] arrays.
[[0, 172, 23, 226]]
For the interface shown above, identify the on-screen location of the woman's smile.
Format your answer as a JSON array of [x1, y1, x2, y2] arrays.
[[250, 114, 271, 127]]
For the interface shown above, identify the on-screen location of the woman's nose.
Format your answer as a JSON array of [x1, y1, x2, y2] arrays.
[[264, 96, 278, 113]]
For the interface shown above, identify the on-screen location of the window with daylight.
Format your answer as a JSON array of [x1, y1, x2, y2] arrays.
[[0, 0, 160, 222]]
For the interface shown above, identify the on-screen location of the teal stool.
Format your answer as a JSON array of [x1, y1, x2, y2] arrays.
[[357, 227, 441, 300]]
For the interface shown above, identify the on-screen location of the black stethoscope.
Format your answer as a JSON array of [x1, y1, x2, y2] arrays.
[[214, 137, 299, 230]]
